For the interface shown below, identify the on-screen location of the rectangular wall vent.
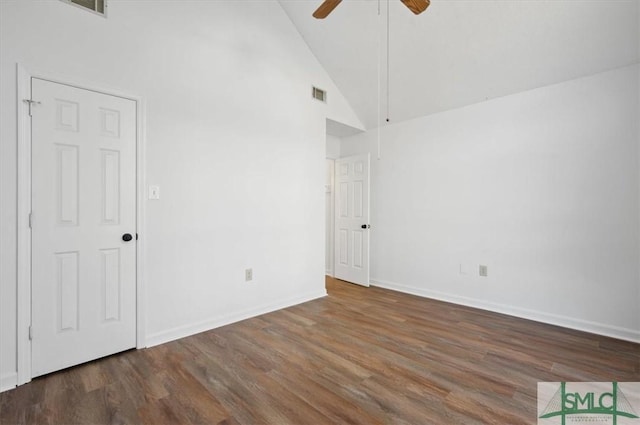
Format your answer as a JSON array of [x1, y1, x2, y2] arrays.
[[60, 0, 106, 16], [312, 86, 327, 103]]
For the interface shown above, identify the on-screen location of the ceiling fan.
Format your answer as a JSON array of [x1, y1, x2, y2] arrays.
[[313, 0, 430, 19]]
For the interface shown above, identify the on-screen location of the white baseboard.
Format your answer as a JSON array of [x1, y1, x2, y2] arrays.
[[1, 372, 17, 393], [370, 279, 640, 344], [146, 290, 327, 348]]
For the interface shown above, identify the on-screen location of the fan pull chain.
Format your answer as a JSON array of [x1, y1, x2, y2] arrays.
[[377, 0, 382, 159], [386, 0, 390, 123]]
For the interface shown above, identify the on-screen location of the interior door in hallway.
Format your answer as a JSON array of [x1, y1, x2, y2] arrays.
[[334, 154, 370, 287], [30, 78, 137, 377]]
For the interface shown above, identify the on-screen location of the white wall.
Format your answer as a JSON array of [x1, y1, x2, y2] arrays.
[[0, 0, 362, 391], [326, 134, 342, 160], [342, 65, 640, 342]]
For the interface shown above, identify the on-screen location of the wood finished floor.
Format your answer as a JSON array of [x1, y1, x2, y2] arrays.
[[1, 277, 638, 425]]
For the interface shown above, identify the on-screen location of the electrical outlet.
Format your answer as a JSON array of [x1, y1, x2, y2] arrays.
[[479, 265, 488, 277], [245, 268, 253, 282]]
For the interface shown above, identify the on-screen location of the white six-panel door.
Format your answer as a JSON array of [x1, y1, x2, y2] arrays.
[[31, 78, 137, 377], [334, 154, 370, 287]]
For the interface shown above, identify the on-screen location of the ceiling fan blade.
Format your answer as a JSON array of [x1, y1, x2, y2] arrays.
[[313, 0, 343, 19], [400, 0, 430, 15]]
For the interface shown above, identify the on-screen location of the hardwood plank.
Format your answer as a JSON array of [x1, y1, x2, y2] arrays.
[[1, 276, 638, 424]]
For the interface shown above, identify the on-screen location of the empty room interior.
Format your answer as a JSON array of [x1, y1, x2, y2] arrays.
[[1, 0, 639, 424]]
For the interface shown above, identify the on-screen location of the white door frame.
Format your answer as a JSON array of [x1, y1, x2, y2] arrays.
[[16, 64, 147, 386], [325, 158, 335, 277]]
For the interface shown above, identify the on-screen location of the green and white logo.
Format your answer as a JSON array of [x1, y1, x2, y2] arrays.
[[538, 382, 640, 425]]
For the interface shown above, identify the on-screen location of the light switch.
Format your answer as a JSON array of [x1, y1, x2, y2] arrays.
[[149, 185, 160, 200]]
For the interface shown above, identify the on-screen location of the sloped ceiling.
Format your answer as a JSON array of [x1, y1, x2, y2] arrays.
[[279, 0, 640, 130]]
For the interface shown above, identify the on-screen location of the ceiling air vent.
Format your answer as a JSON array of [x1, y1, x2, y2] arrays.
[[312, 86, 327, 103], [60, 0, 106, 16]]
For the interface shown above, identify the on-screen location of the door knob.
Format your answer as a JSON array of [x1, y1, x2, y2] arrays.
[[361, 224, 370, 229], [122, 233, 133, 242]]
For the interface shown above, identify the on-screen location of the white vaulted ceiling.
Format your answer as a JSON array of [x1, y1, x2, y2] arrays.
[[279, 0, 640, 129]]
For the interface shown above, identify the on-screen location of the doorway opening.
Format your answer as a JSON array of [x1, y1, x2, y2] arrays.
[[324, 123, 370, 287]]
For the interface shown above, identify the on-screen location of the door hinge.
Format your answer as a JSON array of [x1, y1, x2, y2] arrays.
[[28, 326, 33, 341], [28, 212, 33, 229], [23, 99, 41, 116]]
